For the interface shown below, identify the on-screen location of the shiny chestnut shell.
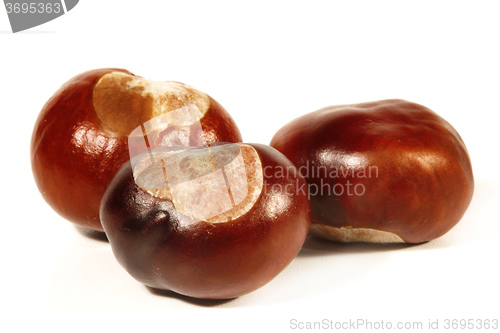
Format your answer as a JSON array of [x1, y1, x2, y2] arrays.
[[30, 68, 242, 231], [100, 143, 310, 299], [270, 99, 474, 243]]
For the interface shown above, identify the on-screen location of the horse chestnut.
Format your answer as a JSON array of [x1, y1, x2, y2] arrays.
[[270, 99, 474, 244], [100, 143, 310, 299], [31, 68, 241, 231]]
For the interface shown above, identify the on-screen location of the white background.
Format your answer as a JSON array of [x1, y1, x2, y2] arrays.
[[1, 1, 499, 332]]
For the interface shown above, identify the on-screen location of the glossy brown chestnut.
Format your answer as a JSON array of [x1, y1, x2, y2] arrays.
[[31, 68, 242, 231], [270, 99, 474, 244], [100, 143, 310, 299]]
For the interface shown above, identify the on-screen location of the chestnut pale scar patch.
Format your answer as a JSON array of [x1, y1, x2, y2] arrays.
[[309, 223, 404, 243], [133, 144, 264, 224], [93, 72, 210, 137]]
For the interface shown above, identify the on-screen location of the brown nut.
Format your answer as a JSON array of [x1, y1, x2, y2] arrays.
[[270, 99, 474, 244], [31, 68, 242, 232], [100, 143, 310, 299]]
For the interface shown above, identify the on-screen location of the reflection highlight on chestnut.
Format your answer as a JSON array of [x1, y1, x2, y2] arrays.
[[100, 143, 310, 299], [270, 99, 474, 244], [31, 68, 242, 232]]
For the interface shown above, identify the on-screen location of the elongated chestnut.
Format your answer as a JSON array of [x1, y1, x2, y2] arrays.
[[100, 143, 310, 299], [270, 99, 474, 244], [31, 68, 242, 231]]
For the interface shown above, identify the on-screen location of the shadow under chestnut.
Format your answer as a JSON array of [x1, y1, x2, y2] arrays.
[[75, 225, 109, 242], [146, 287, 236, 307]]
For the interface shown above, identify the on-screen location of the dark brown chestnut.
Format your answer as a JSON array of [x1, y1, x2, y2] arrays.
[[31, 68, 242, 231], [270, 99, 474, 244], [100, 143, 310, 299]]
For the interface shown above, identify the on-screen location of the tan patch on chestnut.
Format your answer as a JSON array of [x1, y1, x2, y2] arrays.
[[309, 223, 404, 243], [93, 72, 209, 137], [133, 143, 263, 224]]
